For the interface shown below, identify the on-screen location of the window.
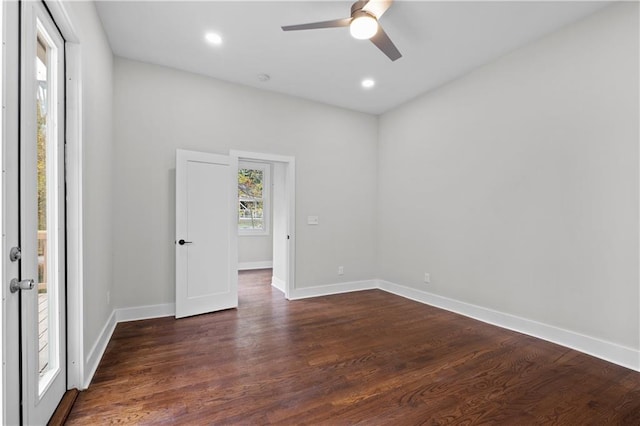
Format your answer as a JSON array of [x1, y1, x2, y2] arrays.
[[238, 161, 270, 235]]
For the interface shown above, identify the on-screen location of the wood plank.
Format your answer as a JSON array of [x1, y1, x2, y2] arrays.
[[66, 269, 640, 424], [47, 388, 79, 426]]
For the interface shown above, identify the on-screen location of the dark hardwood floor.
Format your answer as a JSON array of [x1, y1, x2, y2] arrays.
[[67, 269, 640, 424]]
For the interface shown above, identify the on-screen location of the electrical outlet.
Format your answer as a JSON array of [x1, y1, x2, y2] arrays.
[[424, 273, 430, 284], [338, 266, 344, 275]]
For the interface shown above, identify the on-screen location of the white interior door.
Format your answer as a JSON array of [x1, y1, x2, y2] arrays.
[[17, 1, 67, 424], [175, 150, 238, 318]]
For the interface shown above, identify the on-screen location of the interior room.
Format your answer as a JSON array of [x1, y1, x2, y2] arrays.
[[2, 0, 639, 424]]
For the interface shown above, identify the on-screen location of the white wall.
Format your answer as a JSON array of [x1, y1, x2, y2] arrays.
[[238, 236, 272, 267], [378, 2, 639, 351], [112, 58, 378, 308], [64, 1, 115, 365], [93, 2, 638, 373]]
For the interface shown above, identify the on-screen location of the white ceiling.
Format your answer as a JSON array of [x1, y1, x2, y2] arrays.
[[95, 1, 609, 115]]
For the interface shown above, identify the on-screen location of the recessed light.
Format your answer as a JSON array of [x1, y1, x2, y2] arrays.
[[205, 32, 223, 45], [361, 78, 375, 89]]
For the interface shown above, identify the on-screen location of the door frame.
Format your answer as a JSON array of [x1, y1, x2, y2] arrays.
[[230, 150, 296, 299], [3, 1, 21, 423], [2, 0, 84, 423], [43, 0, 84, 391], [20, 1, 68, 422]]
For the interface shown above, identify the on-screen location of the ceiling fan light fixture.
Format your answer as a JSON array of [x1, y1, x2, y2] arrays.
[[349, 13, 378, 40], [281, 0, 401, 61]]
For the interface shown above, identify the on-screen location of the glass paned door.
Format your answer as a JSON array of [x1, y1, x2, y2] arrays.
[[20, 1, 67, 423], [36, 28, 53, 380]]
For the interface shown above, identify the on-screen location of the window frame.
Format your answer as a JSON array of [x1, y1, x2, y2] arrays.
[[238, 161, 270, 236]]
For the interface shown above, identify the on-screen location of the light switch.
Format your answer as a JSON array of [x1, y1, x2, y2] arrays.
[[307, 216, 319, 225]]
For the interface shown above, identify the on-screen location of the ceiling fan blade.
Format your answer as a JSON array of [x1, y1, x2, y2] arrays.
[[370, 26, 402, 61], [362, 0, 393, 19], [282, 18, 351, 32]]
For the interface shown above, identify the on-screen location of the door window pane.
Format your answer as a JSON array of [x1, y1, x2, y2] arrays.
[[36, 33, 50, 377], [35, 20, 62, 392]]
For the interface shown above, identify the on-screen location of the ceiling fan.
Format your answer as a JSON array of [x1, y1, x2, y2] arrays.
[[281, 0, 402, 62]]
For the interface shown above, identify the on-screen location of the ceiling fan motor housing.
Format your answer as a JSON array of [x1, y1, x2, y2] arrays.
[[351, 0, 373, 18]]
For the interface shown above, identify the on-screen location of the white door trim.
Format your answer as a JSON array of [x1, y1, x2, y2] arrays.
[[0, 0, 5, 418], [229, 150, 296, 299], [3, 1, 78, 421], [44, 1, 80, 44], [2, 1, 21, 423], [42, 0, 84, 391], [64, 42, 83, 390]]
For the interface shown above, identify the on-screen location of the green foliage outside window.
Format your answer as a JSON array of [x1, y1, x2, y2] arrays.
[[37, 96, 47, 232], [238, 168, 264, 230]]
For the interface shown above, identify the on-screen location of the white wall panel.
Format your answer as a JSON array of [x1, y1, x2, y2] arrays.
[[378, 3, 639, 350]]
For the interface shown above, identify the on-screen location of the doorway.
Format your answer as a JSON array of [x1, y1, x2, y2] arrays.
[[237, 160, 273, 273], [232, 151, 296, 299], [3, 0, 86, 422], [174, 150, 295, 318], [4, 1, 68, 423]]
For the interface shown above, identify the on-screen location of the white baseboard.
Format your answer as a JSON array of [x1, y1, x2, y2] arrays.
[[288, 279, 377, 300], [377, 279, 640, 372], [83, 310, 116, 389], [115, 303, 176, 322], [83, 303, 175, 388], [238, 261, 273, 271], [272, 275, 286, 293]]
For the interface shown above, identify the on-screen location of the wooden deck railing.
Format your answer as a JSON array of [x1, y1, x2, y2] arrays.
[[37, 231, 49, 373], [38, 230, 47, 292]]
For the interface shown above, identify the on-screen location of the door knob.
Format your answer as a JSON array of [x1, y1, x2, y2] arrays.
[[178, 239, 193, 245], [10, 278, 35, 293]]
